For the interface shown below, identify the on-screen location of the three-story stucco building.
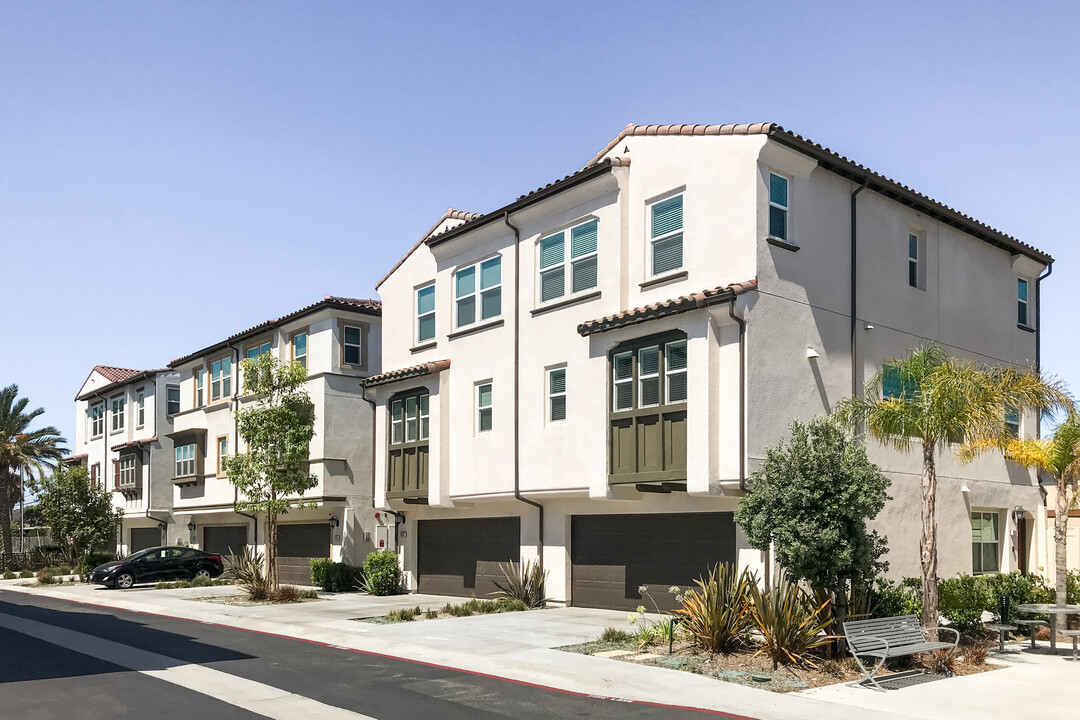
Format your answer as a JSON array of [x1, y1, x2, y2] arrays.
[[365, 123, 1051, 610]]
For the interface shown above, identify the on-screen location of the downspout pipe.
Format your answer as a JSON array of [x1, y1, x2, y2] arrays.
[[145, 376, 170, 538], [228, 342, 258, 551], [504, 211, 544, 577], [727, 300, 747, 492], [850, 177, 868, 398], [360, 382, 403, 547], [1035, 261, 1052, 440]]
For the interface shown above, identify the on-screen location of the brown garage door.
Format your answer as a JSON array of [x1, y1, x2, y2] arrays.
[[131, 527, 161, 553], [203, 525, 248, 558], [571, 512, 736, 611], [276, 523, 330, 586], [417, 517, 520, 597]]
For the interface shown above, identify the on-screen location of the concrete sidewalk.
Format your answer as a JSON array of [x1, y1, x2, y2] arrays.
[[2, 579, 1072, 720]]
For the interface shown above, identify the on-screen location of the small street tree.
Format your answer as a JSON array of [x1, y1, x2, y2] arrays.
[[835, 343, 1071, 631], [962, 416, 1080, 604], [1, 384, 67, 564], [33, 465, 122, 565], [735, 416, 890, 635], [224, 353, 316, 590]]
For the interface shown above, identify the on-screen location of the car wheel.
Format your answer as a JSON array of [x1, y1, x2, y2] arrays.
[[194, 569, 211, 579], [114, 572, 135, 590]]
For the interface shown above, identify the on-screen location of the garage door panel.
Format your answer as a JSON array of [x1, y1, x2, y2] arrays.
[[130, 527, 161, 553], [418, 517, 519, 597], [571, 512, 735, 611], [276, 523, 330, 586], [203, 526, 248, 557]]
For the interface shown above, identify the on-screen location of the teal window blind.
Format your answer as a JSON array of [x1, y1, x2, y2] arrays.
[[665, 340, 688, 403], [638, 346, 661, 407], [548, 368, 566, 422], [651, 196, 683, 237], [650, 195, 683, 275], [1017, 278, 1029, 326], [538, 219, 599, 303], [477, 383, 493, 432], [769, 173, 788, 240], [613, 352, 633, 411], [417, 284, 435, 342]]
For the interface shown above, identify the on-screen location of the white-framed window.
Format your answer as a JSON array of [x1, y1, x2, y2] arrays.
[[217, 436, 229, 477], [649, 194, 683, 276], [292, 332, 307, 370], [1005, 406, 1020, 438], [118, 455, 137, 487], [246, 340, 272, 359], [1017, 278, 1030, 327], [477, 382, 493, 432], [166, 385, 180, 415], [456, 257, 502, 327], [612, 351, 634, 411], [390, 392, 429, 445], [343, 325, 363, 366], [769, 172, 789, 241], [90, 402, 105, 438], [613, 338, 688, 411], [416, 284, 436, 343], [971, 511, 1000, 575], [175, 443, 196, 477], [638, 346, 661, 408], [136, 389, 145, 428], [91, 462, 100, 486], [665, 341, 688, 404], [539, 219, 599, 302], [547, 368, 566, 422], [110, 394, 125, 432], [211, 357, 231, 401], [194, 369, 205, 407], [390, 398, 404, 444], [908, 233, 919, 288]]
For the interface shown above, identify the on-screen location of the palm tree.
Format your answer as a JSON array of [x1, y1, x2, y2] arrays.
[[835, 344, 1071, 631], [961, 417, 1080, 604], [0, 385, 67, 564]]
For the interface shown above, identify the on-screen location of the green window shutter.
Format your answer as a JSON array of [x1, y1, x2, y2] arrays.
[[480, 257, 501, 289], [540, 267, 565, 302], [539, 234, 564, 269], [570, 220, 598, 257], [456, 266, 475, 298], [571, 256, 597, 293], [652, 235, 683, 274], [651, 195, 683, 237], [769, 173, 788, 206]]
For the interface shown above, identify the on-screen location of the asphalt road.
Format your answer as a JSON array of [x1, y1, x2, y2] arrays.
[[0, 590, 745, 720]]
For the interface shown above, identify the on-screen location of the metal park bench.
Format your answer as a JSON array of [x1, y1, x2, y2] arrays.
[[843, 615, 959, 691]]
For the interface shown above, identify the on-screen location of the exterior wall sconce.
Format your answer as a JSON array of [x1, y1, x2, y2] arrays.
[[961, 484, 971, 494], [329, 514, 340, 529], [187, 520, 196, 532], [806, 347, 820, 360], [865, 324, 875, 330]]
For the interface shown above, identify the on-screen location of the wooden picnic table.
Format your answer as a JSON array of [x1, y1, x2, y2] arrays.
[[1014, 603, 1080, 652]]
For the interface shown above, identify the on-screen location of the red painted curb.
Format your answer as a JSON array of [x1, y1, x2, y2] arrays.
[[2, 588, 758, 719]]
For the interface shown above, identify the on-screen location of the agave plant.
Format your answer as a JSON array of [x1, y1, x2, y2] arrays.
[[491, 559, 547, 608], [227, 548, 270, 601], [675, 563, 756, 654], [750, 572, 833, 668]]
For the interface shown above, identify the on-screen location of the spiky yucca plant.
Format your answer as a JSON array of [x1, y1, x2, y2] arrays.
[[491, 559, 547, 608], [750, 572, 833, 669], [228, 548, 269, 601], [675, 563, 756, 654]]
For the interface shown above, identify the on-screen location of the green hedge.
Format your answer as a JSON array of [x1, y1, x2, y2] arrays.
[[309, 558, 364, 592], [362, 550, 401, 596], [78, 552, 118, 578]]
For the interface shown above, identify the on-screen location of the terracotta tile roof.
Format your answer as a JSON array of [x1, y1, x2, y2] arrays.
[[64, 454, 88, 462], [578, 279, 758, 336], [361, 359, 451, 388], [170, 296, 382, 367], [586, 123, 1050, 263], [375, 209, 481, 290], [94, 365, 144, 384], [111, 437, 157, 452], [76, 368, 170, 401]]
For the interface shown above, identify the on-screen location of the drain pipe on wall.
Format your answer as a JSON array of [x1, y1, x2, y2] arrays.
[[228, 342, 258, 549], [727, 300, 747, 493], [504, 211, 544, 576], [850, 177, 868, 399], [360, 382, 403, 547], [1035, 262, 1052, 440]]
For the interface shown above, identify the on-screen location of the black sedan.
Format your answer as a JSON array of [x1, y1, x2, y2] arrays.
[[88, 546, 225, 589]]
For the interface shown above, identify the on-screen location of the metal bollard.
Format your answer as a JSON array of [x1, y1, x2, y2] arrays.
[[999, 594, 1010, 625]]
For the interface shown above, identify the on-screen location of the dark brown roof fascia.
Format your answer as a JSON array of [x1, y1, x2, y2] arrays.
[[425, 160, 617, 249]]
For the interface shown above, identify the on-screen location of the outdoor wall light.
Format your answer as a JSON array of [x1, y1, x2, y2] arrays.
[[865, 323, 876, 331], [1013, 505, 1025, 521], [187, 520, 196, 532], [805, 347, 820, 360], [329, 514, 340, 528]]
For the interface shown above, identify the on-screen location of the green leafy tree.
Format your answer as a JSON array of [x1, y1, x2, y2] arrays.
[[0, 384, 67, 563], [33, 465, 122, 564], [962, 416, 1080, 604], [835, 343, 1071, 631], [224, 353, 316, 590], [735, 416, 890, 634]]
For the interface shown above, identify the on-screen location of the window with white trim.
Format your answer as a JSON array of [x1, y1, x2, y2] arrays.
[[343, 325, 363, 366], [477, 382, 493, 432], [167, 385, 180, 415], [91, 462, 100, 486], [1005, 406, 1020, 438], [246, 340, 272, 359], [547, 368, 566, 422], [769, 173, 789, 241], [390, 393, 429, 445], [217, 436, 229, 477], [455, 257, 502, 327], [665, 341, 688, 404], [194, 369, 205, 407], [539, 219, 598, 302], [649, 194, 683, 276], [175, 443, 196, 477], [118, 455, 137, 487], [416, 284, 435, 343], [971, 511, 1000, 574], [292, 332, 307, 369], [211, 357, 231, 401], [613, 338, 688, 411], [1017, 278, 1030, 327], [90, 402, 105, 437], [136, 389, 145, 428], [110, 394, 125, 432], [908, 233, 919, 288]]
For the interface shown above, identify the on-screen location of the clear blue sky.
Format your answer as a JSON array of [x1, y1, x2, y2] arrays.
[[2, 1, 1077, 448]]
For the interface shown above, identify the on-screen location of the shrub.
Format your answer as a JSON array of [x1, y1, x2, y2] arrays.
[[298, 588, 320, 599], [937, 574, 991, 636], [18, 570, 33, 579], [78, 552, 117, 578], [749, 572, 833, 668], [228, 548, 270, 601], [440, 598, 526, 617], [269, 585, 301, 603], [361, 550, 401, 596], [961, 642, 989, 666], [424, 608, 439, 620], [598, 627, 634, 644], [321, 562, 363, 593], [3, 571, 14, 580], [980, 571, 1055, 615], [675, 563, 756, 654], [386, 606, 422, 622], [310, 558, 331, 588], [36, 570, 55, 585], [491, 559, 547, 608], [871, 577, 923, 618], [1066, 570, 1080, 605]]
